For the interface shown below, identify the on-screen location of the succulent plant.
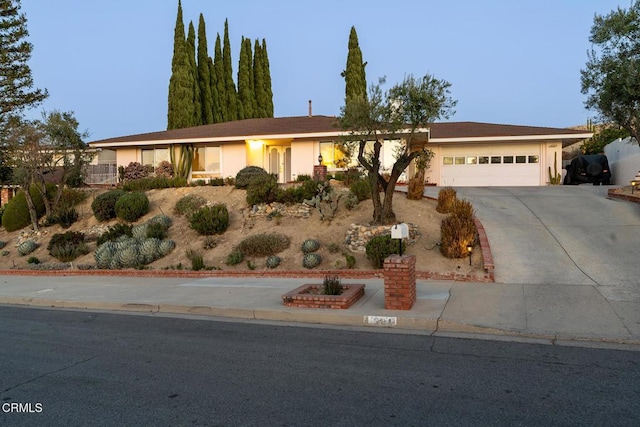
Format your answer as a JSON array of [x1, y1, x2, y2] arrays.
[[139, 238, 161, 264], [158, 240, 176, 257], [17, 240, 38, 256], [301, 239, 321, 253], [302, 253, 322, 269], [266, 255, 281, 269], [0, 241, 6, 249], [149, 214, 172, 229], [117, 245, 140, 268], [132, 223, 149, 239]]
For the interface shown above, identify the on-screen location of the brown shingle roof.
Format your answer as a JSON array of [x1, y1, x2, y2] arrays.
[[89, 116, 591, 145]]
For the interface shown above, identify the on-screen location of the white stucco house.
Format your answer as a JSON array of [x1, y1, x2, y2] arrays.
[[604, 137, 640, 185], [88, 115, 592, 186]]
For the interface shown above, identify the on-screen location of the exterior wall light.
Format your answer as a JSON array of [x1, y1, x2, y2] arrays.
[[467, 244, 473, 266], [318, 154, 323, 165]]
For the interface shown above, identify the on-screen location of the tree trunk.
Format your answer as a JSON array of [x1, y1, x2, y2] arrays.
[[23, 189, 39, 231]]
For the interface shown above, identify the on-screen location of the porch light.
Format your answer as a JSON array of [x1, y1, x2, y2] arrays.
[[467, 244, 473, 266], [318, 154, 323, 165], [632, 181, 637, 194]]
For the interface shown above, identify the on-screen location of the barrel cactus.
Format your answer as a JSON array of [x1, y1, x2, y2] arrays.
[[266, 255, 281, 269], [302, 253, 322, 269], [301, 239, 321, 253], [17, 240, 37, 256]]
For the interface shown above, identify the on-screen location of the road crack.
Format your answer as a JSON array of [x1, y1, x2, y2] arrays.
[[2, 355, 98, 393]]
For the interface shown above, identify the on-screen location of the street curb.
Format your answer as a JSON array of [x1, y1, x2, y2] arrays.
[[3, 296, 639, 347]]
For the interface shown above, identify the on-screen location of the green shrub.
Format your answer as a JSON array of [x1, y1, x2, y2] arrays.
[[186, 248, 205, 271], [122, 176, 188, 191], [47, 231, 85, 251], [235, 166, 268, 189], [296, 174, 312, 182], [365, 234, 406, 269], [440, 199, 477, 258], [189, 204, 229, 235], [91, 190, 126, 222], [279, 179, 318, 204], [322, 276, 342, 295], [2, 187, 47, 232], [46, 207, 79, 229], [226, 250, 244, 265], [0, 241, 6, 249], [342, 168, 364, 186], [436, 187, 457, 213], [349, 178, 372, 202], [115, 192, 149, 222], [49, 241, 90, 262], [96, 223, 133, 246], [246, 174, 279, 205], [27, 256, 40, 265], [174, 194, 206, 217], [344, 252, 356, 269], [236, 233, 290, 257], [146, 221, 168, 240], [209, 177, 224, 186]]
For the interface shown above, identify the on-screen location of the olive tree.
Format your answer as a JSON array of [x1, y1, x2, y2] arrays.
[[339, 74, 456, 225]]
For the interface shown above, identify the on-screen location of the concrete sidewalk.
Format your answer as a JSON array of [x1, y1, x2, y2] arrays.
[[0, 274, 638, 348]]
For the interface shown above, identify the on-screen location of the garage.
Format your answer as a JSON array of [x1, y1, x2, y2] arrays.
[[439, 144, 543, 186]]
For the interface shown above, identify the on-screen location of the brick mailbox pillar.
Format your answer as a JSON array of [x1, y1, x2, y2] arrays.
[[383, 255, 416, 310], [313, 165, 327, 182]]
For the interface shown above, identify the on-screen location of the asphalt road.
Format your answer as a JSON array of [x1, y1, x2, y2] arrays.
[[1, 306, 639, 426]]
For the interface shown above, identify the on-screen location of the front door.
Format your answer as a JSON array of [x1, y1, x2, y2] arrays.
[[268, 146, 291, 183]]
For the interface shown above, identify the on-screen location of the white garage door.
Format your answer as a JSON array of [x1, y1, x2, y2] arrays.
[[440, 144, 542, 186]]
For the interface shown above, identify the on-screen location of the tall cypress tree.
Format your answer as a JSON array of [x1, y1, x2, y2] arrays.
[[261, 39, 274, 118], [222, 19, 238, 121], [237, 37, 255, 120], [186, 21, 201, 126], [197, 14, 213, 125], [0, 0, 48, 133], [208, 57, 222, 123], [167, 0, 195, 130], [253, 40, 266, 118], [342, 26, 367, 108], [213, 34, 226, 122]]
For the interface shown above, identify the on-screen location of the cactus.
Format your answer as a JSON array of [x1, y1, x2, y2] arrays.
[[301, 239, 321, 253], [17, 240, 37, 256], [548, 151, 562, 185], [302, 253, 322, 269], [303, 181, 342, 221], [266, 255, 281, 269], [149, 214, 172, 229]]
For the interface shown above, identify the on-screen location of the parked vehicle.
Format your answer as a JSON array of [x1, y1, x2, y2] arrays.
[[564, 154, 612, 185]]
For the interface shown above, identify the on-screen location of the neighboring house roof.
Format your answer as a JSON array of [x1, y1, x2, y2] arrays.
[[89, 116, 592, 148]]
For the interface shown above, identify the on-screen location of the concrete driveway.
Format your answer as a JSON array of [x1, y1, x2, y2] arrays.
[[424, 186, 640, 292]]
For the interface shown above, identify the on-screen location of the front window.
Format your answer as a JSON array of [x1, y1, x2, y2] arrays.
[[319, 141, 354, 168], [141, 148, 169, 168], [193, 146, 221, 172]]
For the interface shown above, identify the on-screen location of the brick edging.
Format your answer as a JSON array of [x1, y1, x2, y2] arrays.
[[607, 188, 640, 204]]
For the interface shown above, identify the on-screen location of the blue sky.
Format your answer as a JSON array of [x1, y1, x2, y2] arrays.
[[20, 0, 628, 141]]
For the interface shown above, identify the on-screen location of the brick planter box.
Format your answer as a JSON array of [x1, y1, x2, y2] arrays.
[[282, 284, 365, 309]]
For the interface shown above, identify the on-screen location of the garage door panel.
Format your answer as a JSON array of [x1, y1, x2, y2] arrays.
[[440, 144, 541, 187]]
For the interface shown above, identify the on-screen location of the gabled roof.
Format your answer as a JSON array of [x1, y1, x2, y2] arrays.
[[89, 116, 592, 147]]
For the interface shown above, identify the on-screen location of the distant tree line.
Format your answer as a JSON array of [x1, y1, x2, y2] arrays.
[[167, 1, 274, 130]]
